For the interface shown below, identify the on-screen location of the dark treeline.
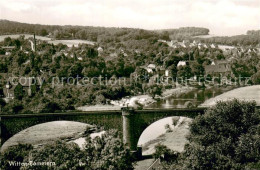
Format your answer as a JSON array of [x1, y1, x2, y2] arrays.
[[1, 20, 260, 46], [247, 30, 260, 36], [197, 31, 260, 46], [156, 27, 210, 40], [199, 35, 260, 46], [0, 20, 209, 42]]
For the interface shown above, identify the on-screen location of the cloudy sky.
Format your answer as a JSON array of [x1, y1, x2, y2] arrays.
[[0, 0, 260, 36]]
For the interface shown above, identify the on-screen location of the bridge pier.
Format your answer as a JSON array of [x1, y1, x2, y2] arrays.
[[122, 107, 142, 159]]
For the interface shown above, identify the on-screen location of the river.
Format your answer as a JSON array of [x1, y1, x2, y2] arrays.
[[145, 86, 235, 109]]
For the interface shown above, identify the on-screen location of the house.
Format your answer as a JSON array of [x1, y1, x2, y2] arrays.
[[5, 52, 11, 56], [205, 60, 231, 76], [158, 40, 167, 43], [135, 50, 141, 54], [210, 44, 216, 48], [177, 61, 187, 67], [179, 42, 186, 48], [3, 77, 43, 100], [210, 61, 216, 65], [139, 64, 157, 74], [147, 64, 156, 69], [165, 69, 171, 77], [97, 47, 103, 53], [3, 81, 15, 100]]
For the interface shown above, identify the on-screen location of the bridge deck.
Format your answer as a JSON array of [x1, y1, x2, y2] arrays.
[[0, 108, 207, 118]]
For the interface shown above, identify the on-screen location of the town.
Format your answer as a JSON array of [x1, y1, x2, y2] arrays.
[[0, 17, 260, 170]]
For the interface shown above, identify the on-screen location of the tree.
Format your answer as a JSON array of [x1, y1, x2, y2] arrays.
[[153, 144, 179, 164], [82, 130, 133, 169], [0, 87, 4, 97], [40, 29, 48, 36], [95, 94, 106, 104], [147, 84, 162, 99], [30, 84, 37, 96], [23, 140, 83, 170], [42, 101, 61, 113], [4, 37, 12, 46], [14, 83, 24, 100], [183, 99, 260, 169], [0, 63, 8, 73], [69, 63, 83, 78], [14, 39, 21, 49], [177, 65, 193, 79], [251, 71, 260, 84], [0, 98, 6, 110]]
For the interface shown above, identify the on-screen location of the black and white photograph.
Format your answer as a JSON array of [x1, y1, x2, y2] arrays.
[[0, 0, 260, 169]]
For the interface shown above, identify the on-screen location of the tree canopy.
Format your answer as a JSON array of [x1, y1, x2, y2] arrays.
[[159, 99, 260, 169]]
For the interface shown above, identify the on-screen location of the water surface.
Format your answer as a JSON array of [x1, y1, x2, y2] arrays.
[[146, 86, 234, 109]]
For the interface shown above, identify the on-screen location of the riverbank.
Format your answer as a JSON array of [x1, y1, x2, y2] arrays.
[[111, 86, 195, 108], [77, 86, 195, 111], [161, 86, 195, 98], [77, 104, 121, 111]]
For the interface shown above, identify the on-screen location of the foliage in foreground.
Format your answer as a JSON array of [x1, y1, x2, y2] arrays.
[[1, 130, 134, 170], [156, 99, 260, 169]]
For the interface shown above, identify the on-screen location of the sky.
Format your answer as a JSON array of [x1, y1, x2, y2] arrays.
[[0, 0, 260, 36]]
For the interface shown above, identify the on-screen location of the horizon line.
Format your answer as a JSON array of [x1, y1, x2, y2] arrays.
[[0, 18, 255, 37]]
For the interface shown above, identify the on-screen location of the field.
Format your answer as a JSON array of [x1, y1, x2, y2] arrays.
[[0, 34, 95, 47], [139, 116, 193, 155], [1, 121, 91, 152], [200, 85, 260, 107]]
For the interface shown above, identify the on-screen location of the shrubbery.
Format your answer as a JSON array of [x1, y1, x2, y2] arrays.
[[1, 130, 134, 170], [155, 99, 260, 169]]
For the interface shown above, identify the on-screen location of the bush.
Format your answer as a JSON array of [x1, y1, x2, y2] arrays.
[[153, 144, 179, 163], [0, 144, 33, 170], [165, 124, 173, 133], [172, 117, 180, 126], [81, 130, 134, 170], [1, 130, 134, 170]]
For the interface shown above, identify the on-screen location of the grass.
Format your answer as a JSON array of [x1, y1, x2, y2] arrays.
[[140, 116, 192, 156], [134, 158, 155, 170], [200, 85, 260, 107], [1, 121, 92, 152]]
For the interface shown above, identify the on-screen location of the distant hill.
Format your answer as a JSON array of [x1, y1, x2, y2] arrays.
[[1, 20, 258, 46], [247, 30, 260, 36], [0, 19, 141, 41], [0, 19, 60, 36], [0, 20, 210, 42]]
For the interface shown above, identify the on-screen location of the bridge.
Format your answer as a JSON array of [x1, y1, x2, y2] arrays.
[[0, 107, 206, 157]]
